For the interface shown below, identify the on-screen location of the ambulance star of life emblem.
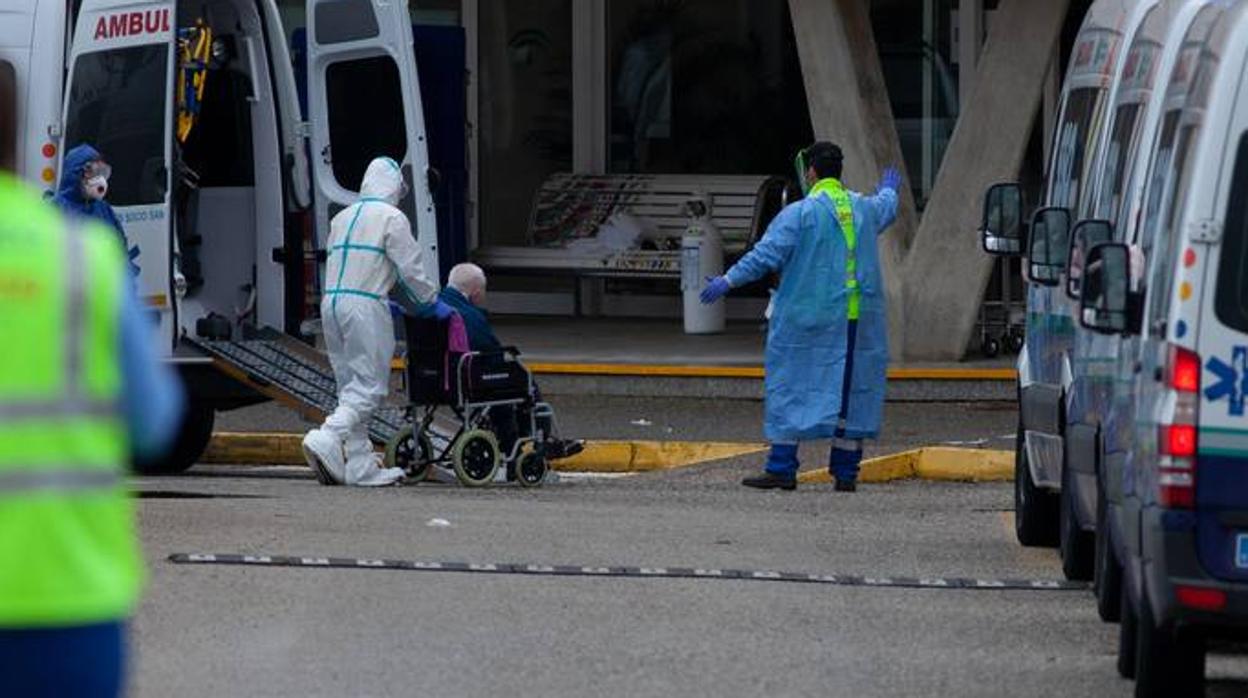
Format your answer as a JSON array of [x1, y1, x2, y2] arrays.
[[1205, 346, 1248, 417]]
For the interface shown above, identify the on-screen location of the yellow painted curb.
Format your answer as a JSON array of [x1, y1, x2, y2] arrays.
[[389, 359, 1015, 382], [202, 432, 765, 473], [798, 447, 1013, 484], [552, 441, 766, 473], [202, 432, 305, 465]]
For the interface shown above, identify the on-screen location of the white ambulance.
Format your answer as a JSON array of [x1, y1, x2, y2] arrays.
[[4, 0, 441, 471], [0, 0, 68, 190]]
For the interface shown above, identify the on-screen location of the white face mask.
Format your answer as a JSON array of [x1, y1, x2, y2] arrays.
[[84, 176, 108, 201]]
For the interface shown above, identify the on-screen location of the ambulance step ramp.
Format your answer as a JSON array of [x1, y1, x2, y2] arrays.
[[188, 331, 414, 446]]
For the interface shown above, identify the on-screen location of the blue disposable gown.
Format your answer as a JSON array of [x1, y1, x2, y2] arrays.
[[725, 183, 898, 442]]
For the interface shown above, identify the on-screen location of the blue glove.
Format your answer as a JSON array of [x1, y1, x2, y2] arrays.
[[879, 167, 902, 194], [432, 299, 455, 321], [700, 276, 731, 305], [388, 301, 406, 318]]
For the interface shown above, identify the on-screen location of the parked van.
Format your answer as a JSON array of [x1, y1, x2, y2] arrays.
[[1080, 2, 1248, 694], [6, 0, 442, 471], [980, 0, 1156, 575], [0, 0, 68, 191], [1069, 0, 1229, 622]]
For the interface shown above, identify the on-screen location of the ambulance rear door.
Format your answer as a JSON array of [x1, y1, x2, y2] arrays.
[[62, 0, 177, 349], [304, 0, 439, 285]]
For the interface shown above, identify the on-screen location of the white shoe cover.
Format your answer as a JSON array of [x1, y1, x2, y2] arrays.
[[345, 451, 406, 487], [302, 429, 346, 485]]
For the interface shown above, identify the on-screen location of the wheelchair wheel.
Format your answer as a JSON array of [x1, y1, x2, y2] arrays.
[[516, 451, 549, 487], [452, 430, 500, 487], [385, 425, 434, 482]]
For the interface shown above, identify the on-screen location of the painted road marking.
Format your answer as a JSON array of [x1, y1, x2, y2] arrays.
[[168, 553, 1088, 592]]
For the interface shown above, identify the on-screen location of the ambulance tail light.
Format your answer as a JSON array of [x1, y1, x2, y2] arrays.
[[1158, 345, 1200, 510]]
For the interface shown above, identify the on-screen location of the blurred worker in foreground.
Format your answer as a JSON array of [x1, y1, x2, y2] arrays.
[[0, 157, 184, 694], [302, 157, 452, 487], [432, 263, 585, 465], [701, 142, 900, 491], [54, 144, 140, 277]]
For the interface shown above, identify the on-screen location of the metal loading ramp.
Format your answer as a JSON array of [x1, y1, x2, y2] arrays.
[[188, 329, 432, 447]]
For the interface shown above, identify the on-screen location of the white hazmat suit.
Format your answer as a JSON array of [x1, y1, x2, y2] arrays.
[[302, 157, 439, 486]]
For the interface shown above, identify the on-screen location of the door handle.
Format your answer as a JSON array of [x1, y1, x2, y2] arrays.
[[1133, 361, 1143, 375]]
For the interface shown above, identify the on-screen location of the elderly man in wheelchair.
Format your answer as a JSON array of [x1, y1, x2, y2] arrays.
[[386, 264, 584, 486]]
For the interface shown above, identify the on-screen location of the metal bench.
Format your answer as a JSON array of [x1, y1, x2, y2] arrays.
[[474, 173, 790, 283]]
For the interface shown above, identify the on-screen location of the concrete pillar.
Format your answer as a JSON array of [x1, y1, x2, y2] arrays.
[[900, 0, 1070, 360], [788, 0, 917, 357], [572, 0, 608, 174]]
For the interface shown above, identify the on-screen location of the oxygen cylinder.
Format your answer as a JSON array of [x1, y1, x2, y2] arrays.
[[681, 193, 725, 334]]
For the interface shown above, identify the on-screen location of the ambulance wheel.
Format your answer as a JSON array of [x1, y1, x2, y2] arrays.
[[516, 452, 549, 487], [134, 403, 214, 475], [385, 425, 433, 482], [981, 337, 1001, 358], [452, 430, 500, 487]]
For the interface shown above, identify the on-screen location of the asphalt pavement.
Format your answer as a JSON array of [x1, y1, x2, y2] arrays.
[[136, 398, 1247, 697]]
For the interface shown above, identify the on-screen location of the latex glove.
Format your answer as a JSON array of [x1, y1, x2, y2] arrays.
[[432, 299, 455, 321], [700, 276, 731, 305], [878, 167, 902, 194], [388, 301, 406, 318]]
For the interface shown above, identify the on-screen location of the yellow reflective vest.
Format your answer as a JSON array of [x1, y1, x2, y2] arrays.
[[0, 172, 142, 627]]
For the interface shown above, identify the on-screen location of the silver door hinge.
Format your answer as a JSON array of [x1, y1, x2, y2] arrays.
[[1189, 218, 1221, 244], [294, 121, 312, 139]]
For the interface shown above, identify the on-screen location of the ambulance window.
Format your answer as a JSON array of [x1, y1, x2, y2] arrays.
[[325, 56, 406, 192], [0, 61, 14, 172], [1097, 103, 1143, 226], [64, 45, 169, 206], [1146, 121, 1200, 335], [1215, 133, 1248, 333], [314, 0, 379, 44], [1047, 88, 1106, 211]]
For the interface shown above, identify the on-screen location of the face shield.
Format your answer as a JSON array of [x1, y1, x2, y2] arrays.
[[793, 149, 810, 196]]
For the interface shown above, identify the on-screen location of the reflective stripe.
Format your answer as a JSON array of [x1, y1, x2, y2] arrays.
[[330, 243, 386, 254], [324, 288, 383, 301], [0, 399, 119, 420], [64, 225, 85, 393], [0, 468, 121, 495]]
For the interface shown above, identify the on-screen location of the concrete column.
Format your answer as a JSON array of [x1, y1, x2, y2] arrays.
[[900, 0, 1071, 360], [788, 0, 917, 357], [572, 0, 608, 174]]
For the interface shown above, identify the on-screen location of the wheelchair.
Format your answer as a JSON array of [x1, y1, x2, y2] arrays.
[[383, 316, 556, 487]]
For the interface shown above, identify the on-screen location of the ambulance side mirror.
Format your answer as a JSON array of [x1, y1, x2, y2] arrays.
[[1027, 206, 1070, 287], [980, 183, 1025, 256], [1066, 219, 1113, 300], [1079, 242, 1131, 335]]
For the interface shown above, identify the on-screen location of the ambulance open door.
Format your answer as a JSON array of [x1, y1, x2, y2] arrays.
[[304, 0, 439, 285], [62, 0, 178, 349]]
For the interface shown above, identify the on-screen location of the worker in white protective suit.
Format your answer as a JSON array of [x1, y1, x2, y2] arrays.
[[302, 157, 451, 486]]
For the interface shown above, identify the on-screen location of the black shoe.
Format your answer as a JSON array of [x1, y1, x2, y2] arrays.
[[742, 472, 797, 491], [546, 439, 585, 460], [834, 479, 857, 492]]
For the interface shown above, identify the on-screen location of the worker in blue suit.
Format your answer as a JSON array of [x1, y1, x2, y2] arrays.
[[54, 144, 139, 277], [701, 142, 900, 491]]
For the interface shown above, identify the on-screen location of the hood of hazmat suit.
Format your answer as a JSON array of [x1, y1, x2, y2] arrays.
[[314, 156, 438, 486], [54, 144, 132, 260], [724, 179, 898, 442]]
